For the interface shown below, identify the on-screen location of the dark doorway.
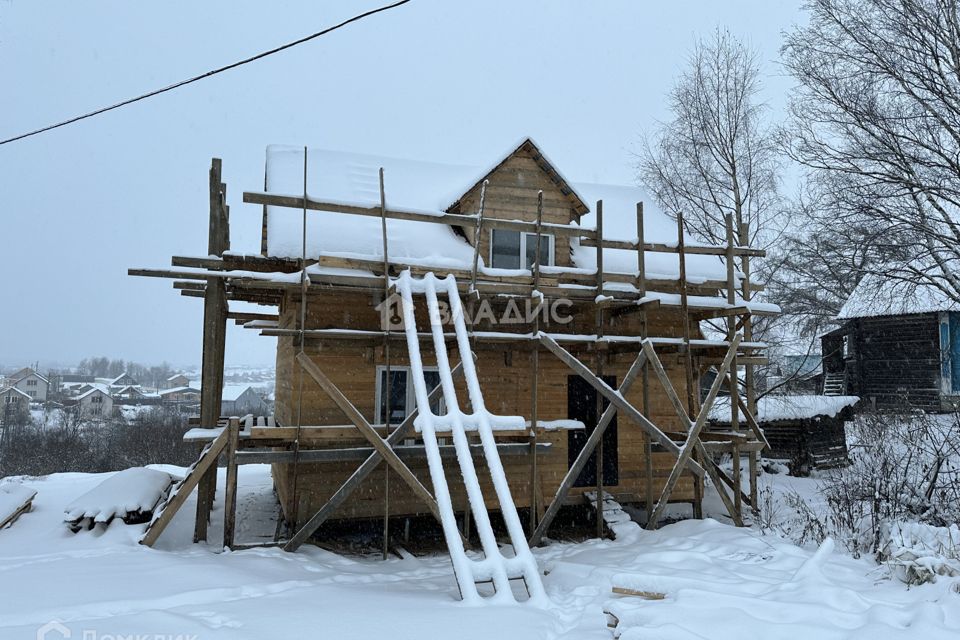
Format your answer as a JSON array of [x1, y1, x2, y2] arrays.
[[567, 375, 619, 487]]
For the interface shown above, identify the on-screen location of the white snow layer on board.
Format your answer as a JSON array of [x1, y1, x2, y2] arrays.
[[393, 271, 545, 605], [63, 467, 173, 523], [710, 394, 859, 423], [263, 145, 731, 283], [838, 272, 960, 319], [0, 483, 36, 525]]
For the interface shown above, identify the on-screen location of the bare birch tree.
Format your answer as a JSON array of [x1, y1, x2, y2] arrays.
[[782, 0, 960, 303], [638, 29, 783, 247]]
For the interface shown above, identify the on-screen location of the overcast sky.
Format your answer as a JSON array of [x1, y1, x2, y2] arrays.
[[0, 0, 803, 370]]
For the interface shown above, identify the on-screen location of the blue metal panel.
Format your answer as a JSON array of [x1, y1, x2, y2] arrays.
[[949, 313, 960, 392], [940, 316, 951, 388]]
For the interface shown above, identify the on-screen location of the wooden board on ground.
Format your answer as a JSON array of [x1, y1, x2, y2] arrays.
[[0, 484, 37, 530]]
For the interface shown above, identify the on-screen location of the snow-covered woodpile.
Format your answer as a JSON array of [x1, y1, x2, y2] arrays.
[[63, 467, 174, 531]]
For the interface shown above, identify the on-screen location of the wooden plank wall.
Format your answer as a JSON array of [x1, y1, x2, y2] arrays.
[[851, 313, 942, 410], [273, 288, 701, 523]]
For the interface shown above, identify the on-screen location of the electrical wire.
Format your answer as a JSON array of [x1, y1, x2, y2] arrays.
[[0, 0, 412, 146]]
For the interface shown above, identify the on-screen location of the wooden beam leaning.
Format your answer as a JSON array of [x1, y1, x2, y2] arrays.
[[292, 353, 445, 533], [638, 338, 748, 524], [647, 334, 742, 529], [641, 341, 693, 431], [141, 428, 229, 547], [538, 334, 703, 476], [529, 348, 647, 547], [284, 361, 465, 552]]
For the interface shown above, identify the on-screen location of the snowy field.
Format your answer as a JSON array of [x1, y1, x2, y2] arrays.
[[0, 466, 958, 639]]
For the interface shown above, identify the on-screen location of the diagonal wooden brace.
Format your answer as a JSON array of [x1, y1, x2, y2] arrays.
[[647, 334, 741, 529], [293, 353, 444, 533], [141, 427, 229, 547], [722, 372, 771, 451], [641, 341, 743, 525], [528, 348, 647, 547], [284, 361, 465, 552], [538, 334, 703, 476]]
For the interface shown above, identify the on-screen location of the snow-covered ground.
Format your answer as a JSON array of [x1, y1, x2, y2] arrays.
[[0, 466, 957, 639]]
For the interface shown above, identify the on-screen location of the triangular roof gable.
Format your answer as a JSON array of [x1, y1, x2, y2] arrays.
[[1, 386, 30, 400], [9, 367, 47, 384], [445, 138, 590, 220], [77, 387, 109, 401]]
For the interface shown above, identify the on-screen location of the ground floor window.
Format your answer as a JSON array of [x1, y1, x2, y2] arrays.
[[375, 366, 444, 425]]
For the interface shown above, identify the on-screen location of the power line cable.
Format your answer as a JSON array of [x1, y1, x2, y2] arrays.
[[0, 0, 411, 146]]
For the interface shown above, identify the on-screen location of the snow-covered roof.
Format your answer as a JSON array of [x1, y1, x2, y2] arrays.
[[0, 386, 30, 400], [159, 386, 199, 396], [76, 387, 110, 401], [221, 385, 254, 402], [263, 141, 732, 284], [113, 385, 144, 395], [166, 373, 189, 381], [710, 394, 859, 423], [838, 273, 960, 320], [8, 368, 48, 384]]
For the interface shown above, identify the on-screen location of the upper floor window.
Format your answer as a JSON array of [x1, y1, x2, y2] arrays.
[[26, 379, 37, 386], [490, 230, 553, 270]]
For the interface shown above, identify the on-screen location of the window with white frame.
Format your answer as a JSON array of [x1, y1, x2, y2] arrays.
[[375, 366, 444, 425], [489, 229, 554, 270]]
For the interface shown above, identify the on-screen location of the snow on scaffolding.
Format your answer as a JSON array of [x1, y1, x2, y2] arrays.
[[393, 270, 546, 605]]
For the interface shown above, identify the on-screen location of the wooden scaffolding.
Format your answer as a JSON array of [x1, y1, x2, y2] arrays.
[[130, 155, 772, 563]]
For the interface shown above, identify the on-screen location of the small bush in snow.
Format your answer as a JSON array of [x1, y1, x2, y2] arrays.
[[818, 411, 960, 556]]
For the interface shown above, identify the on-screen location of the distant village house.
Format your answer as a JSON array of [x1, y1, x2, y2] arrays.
[[3, 368, 49, 403]]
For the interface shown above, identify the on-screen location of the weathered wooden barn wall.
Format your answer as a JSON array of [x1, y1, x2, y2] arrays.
[[760, 415, 849, 473], [849, 313, 942, 410]]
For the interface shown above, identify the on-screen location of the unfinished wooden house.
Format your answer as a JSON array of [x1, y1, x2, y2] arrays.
[[824, 274, 960, 411], [131, 138, 774, 600]]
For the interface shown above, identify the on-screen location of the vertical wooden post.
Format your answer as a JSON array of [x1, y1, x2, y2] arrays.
[[195, 158, 229, 543], [676, 212, 703, 519], [739, 222, 759, 510], [637, 203, 654, 522], [725, 214, 742, 521], [380, 167, 391, 560], [289, 147, 310, 532], [594, 199, 605, 538], [529, 191, 544, 533], [222, 416, 240, 549], [260, 160, 269, 256]]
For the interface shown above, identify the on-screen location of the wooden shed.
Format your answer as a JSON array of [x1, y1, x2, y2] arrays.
[[710, 394, 857, 474], [130, 138, 774, 567], [823, 274, 960, 411]]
